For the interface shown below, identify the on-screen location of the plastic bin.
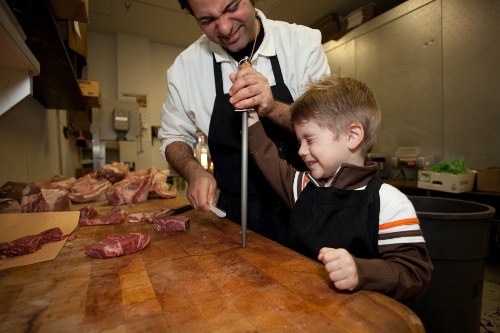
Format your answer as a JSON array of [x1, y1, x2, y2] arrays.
[[406, 196, 495, 333]]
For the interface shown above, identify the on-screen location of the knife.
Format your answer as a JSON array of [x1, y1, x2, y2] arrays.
[[170, 204, 193, 215], [210, 204, 226, 218]]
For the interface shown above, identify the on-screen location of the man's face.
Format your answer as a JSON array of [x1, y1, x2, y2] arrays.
[[188, 0, 257, 52]]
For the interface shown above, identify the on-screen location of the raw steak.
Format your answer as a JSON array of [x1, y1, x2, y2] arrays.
[[156, 215, 190, 232], [128, 208, 171, 223], [98, 162, 130, 183], [84, 233, 150, 259], [0, 227, 74, 258], [106, 168, 154, 205], [79, 211, 127, 226], [21, 188, 71, 212], [0, 198, 22, 213], [66, 172, 112, 203], [107, 205, 128, 216], [150, 170, 177, 199], [51, 177, 77, 190], [106, 168, 177, 205], [0, 181, 42, 203], [78, 206, 98, 225]]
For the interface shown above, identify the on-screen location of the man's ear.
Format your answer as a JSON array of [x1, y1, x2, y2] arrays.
[[347, 123, 364, 150]]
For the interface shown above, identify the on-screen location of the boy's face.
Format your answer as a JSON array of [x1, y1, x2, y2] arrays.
[[295, 120, 352, 180]]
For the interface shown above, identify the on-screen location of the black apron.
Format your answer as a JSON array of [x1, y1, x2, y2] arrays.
[[208, 55, 304, 245], [289, 175, 383, 260]]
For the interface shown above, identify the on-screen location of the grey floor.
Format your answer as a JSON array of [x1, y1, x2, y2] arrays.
[[481, 255, 500, 333]]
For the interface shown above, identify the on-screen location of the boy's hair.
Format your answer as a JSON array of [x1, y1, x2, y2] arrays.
[[178, 0, 256, 15], [290, 75, 381, 156]]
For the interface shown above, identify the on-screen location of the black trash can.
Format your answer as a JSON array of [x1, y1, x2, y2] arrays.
[[406, 196, 495, 333]]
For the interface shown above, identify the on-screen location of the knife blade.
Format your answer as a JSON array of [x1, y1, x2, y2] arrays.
[[210, 204, 226, 218], [170, 204, 193, 215]]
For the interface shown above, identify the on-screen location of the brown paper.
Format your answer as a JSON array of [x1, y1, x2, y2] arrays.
[[0, 211, 79, 270]]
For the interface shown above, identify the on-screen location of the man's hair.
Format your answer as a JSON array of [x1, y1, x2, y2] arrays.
[[178, 0, 256, 16], [290, 75, 381, 156]]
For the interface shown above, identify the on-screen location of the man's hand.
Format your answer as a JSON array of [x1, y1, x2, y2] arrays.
[[229, 66, 275, 116], [247, 110, 260, 126], [185, 168, 217, 212], [229, 67, 292, 130], [318, 247, 359, 291], [165, 141, 217, 213]]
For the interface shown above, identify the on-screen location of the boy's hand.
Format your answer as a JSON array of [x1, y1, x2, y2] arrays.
[[248, 110, 260, 127], [318, 247, 359, 291]]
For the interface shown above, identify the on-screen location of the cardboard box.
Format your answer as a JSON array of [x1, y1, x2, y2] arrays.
[[418, 170, 476, 193], [477, 168, 500, 193], [68, 20, 87, 58], [78, 80, 101, 108], [48, 0, 89, 23]]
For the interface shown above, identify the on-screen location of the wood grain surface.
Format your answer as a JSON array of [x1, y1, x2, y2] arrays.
[[0, 197, 424, 332]]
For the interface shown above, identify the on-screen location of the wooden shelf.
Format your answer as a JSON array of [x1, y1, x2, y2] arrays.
[[6, 0, 88, 111], [0, 0, 40, 117]]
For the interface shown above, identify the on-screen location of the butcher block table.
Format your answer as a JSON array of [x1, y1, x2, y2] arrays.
[[0, 197, 424, 332]]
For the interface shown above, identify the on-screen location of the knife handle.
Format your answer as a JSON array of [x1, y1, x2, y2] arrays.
[[171, 204, 193, 215]]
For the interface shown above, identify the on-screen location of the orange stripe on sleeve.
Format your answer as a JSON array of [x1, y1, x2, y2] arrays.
[[379, 218, 419, 230], [301, 174, 308, 190]]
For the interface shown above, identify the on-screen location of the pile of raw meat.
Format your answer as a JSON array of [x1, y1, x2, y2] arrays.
[[0, 162, 177, 213]]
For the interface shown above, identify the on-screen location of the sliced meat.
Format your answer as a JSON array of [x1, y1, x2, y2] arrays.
[[150, 170, 177, 199], [78, 206, 98, 225], [106, 168, 177, 205], [84, 233, 150, 259], [98, 162, 130, 183], [0, 181, 42, 203], [128, 208, 171, 223], [50, 174, 67, 183], [0, 227, 73, 258], [79, 211, 127, 226], [21, 188, 71, 212], [0, 198, 22, 213], [107, 205, 128, 216], [106, 168, 155, 205], [66, 172, 112, 203], [156, 215, 190, 232], [51, 177, 77, 190]]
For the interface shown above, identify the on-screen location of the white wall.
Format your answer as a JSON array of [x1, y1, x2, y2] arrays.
[[0, 98, 79, 185], [87, 31, 184, 171]]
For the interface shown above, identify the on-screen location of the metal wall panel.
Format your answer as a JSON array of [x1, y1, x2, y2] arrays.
[[326, 40, 356, 77], [442, 0, 500, 168], [357, 1, 442, 169]]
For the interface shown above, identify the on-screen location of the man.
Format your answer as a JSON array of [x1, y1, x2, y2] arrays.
[[158, 0, 330, 245]]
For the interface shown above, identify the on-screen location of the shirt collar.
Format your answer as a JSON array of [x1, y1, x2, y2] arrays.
[[212, 9, 276, 64], [306, 161, 379, 190]]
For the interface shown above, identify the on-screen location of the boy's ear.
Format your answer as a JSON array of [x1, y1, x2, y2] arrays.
[[347, 123, 364, 150]]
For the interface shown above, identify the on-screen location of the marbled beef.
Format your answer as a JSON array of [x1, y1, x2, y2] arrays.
[[98, 162, 130, 183], [0, 227, 73, 258], [84, 233, 150, 259], [106, 168, 177, 205], [0, 198, 22, 213], [106, 168, 154, 205], [21, 188, 71, 212], [66, 172, 112, 203], [79, 211, 127, 226], [156, 215, 190, 232], [128, 208, 171, 223]]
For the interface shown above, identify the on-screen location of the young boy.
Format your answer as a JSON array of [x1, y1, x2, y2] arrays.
[[247, 75, 433, 301]]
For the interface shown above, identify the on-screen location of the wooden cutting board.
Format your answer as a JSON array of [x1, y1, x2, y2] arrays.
[[0, 198, 424, 332]]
